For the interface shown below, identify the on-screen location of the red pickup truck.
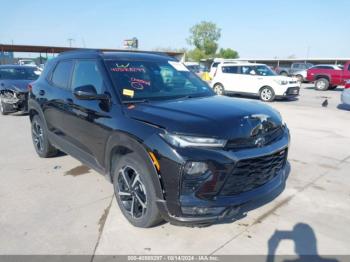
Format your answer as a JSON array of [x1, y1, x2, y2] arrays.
[[306, 62, 350, 91]]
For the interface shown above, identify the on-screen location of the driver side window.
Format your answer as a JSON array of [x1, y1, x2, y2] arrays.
[[71, 60, 104, 94]]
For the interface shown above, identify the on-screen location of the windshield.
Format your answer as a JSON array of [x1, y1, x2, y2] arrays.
[[248, 65, 276, 76], [0, 67, 41, 80], [106, 60, 214, 102]]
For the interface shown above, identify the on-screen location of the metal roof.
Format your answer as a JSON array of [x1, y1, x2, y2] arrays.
[[0, 44, 183, 57]]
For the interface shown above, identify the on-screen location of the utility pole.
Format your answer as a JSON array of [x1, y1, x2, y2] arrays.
[[306, 46, 310, 61], [67, 38, 75, 48]]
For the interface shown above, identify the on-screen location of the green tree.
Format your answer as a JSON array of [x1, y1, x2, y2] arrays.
[[186, 48, 207, 62], [187, 21, 221, 57], [217, 48, 239, 59]]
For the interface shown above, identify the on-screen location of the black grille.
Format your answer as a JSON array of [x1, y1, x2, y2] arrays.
[[220, 149, 287, 196], [226, 126, 285, 150], [286, 87, 300, 95]]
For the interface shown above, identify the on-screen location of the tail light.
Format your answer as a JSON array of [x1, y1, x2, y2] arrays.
[[27, 83, 33, 92]]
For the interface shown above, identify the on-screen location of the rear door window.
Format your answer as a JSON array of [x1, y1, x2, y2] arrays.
[[222, 66, 239, 74], [51, 61, 73, 89]]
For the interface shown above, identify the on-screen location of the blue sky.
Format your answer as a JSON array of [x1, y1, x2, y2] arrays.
[[0, 0, 349, 58]]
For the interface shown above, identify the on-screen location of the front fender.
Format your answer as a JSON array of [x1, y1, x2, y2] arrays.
[[104, 131, 165, 201]]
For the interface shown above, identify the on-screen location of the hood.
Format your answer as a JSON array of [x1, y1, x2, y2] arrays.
[[0, 80, 31, 93], [125, 95, 283, 140]]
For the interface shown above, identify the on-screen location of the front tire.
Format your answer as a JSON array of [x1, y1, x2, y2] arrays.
[[259, 86, 275, 102], [315, 78, 329, 91], [31, 115, 58, 158], [0, 98, 9, 115], [112, 153, 163, 228], [213, 83, 225, 95]]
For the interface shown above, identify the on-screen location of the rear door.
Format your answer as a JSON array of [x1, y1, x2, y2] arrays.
[[220, 65, 240, 92], [42, 60, 74, 139]]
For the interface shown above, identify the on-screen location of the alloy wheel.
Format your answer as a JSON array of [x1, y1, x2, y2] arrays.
[[261, 88, 272, 101], [32, 121, 44, 152], [0, 100, 3, 113], [214, 85, 224, 95], [117, 166, 147, 219], [316, 80, 326, 89]]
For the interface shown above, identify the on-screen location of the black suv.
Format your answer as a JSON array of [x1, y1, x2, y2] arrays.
[[28, 50, 290, 227]]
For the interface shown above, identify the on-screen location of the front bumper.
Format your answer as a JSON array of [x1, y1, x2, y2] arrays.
[[278, 86, 300, 98], [151, 128, 290, 225], [0, 91, 28, 112]]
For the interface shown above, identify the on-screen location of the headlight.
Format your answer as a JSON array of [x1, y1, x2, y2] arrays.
[[274, 79, 288, 85], [160, 133, 226, 148]]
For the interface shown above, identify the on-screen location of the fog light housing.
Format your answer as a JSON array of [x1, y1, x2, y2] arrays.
[[184, 161, 208, 176], [181, 206, 226, 216]]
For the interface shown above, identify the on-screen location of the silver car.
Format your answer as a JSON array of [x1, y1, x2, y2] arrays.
[[341, 88, 350, 106]]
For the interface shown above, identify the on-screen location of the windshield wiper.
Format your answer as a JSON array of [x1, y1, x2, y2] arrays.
[[122, 99, 149, 104]]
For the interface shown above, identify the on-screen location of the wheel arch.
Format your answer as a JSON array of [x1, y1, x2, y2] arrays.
[[315, 74, 331, 82], [105, 132, 165, 200], [259, 85, 274, 93]]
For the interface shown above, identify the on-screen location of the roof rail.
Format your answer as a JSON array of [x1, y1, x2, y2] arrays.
[[58, 49, 102, 56]]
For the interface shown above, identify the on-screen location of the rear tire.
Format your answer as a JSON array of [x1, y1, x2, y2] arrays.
[[213, 83, 225, 95], [315, 78, 329, 91], [296, 74, 303, 83], [112, 153, 163, 228], [31, 115, 58, 158], [280, 71, 288, 76], [259, 86, 275, 102]]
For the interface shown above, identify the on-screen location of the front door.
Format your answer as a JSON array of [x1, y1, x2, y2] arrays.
[[62, 59, 113, 171]]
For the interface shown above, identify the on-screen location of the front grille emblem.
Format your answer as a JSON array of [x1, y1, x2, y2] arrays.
[[254, 136, 266, 147]]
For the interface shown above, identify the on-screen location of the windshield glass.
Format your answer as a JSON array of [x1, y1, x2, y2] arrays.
[[0, 67, 41, 80], [253, 65, 277, 76], [106, 60, 214, 102]]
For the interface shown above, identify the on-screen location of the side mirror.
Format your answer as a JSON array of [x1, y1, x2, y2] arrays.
[[73, 85, 109, 101]]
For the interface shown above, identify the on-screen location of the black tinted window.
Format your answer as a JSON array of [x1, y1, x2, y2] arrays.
[[313, 66, 333, 69], [51, 61, 73, 89], [212, 62, 220, 68], [0, 67, 41, 80], [71, 60, 104, 93], [222, 66, 238, 74]]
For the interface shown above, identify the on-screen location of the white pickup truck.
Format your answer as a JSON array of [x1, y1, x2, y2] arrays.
[[211, 62, 300, 102]]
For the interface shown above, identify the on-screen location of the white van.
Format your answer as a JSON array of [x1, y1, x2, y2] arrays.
[[211, 62, 300, 102]]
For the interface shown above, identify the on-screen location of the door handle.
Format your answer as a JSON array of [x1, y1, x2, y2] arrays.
[[39, 90, 45, 96]]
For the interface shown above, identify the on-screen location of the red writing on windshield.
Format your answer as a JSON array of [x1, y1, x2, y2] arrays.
[[111, 67, 146, 73]]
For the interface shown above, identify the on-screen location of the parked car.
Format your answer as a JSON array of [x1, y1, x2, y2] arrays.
[[18, 59, 36, 66], [0, 65, 41, 115], [275, 62, 314, 82], [211, 62, 300, 102], [306, 64, 348, 91], [184, 62, 201, 74], [341, 80, 350, 108], [28, 50, 290, 227]]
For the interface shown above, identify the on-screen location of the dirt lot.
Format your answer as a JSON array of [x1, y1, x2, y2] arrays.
[[0, 84, 349, 259]]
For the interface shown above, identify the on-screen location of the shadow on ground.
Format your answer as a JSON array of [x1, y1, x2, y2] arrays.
[[267, 223, 339, 262]]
